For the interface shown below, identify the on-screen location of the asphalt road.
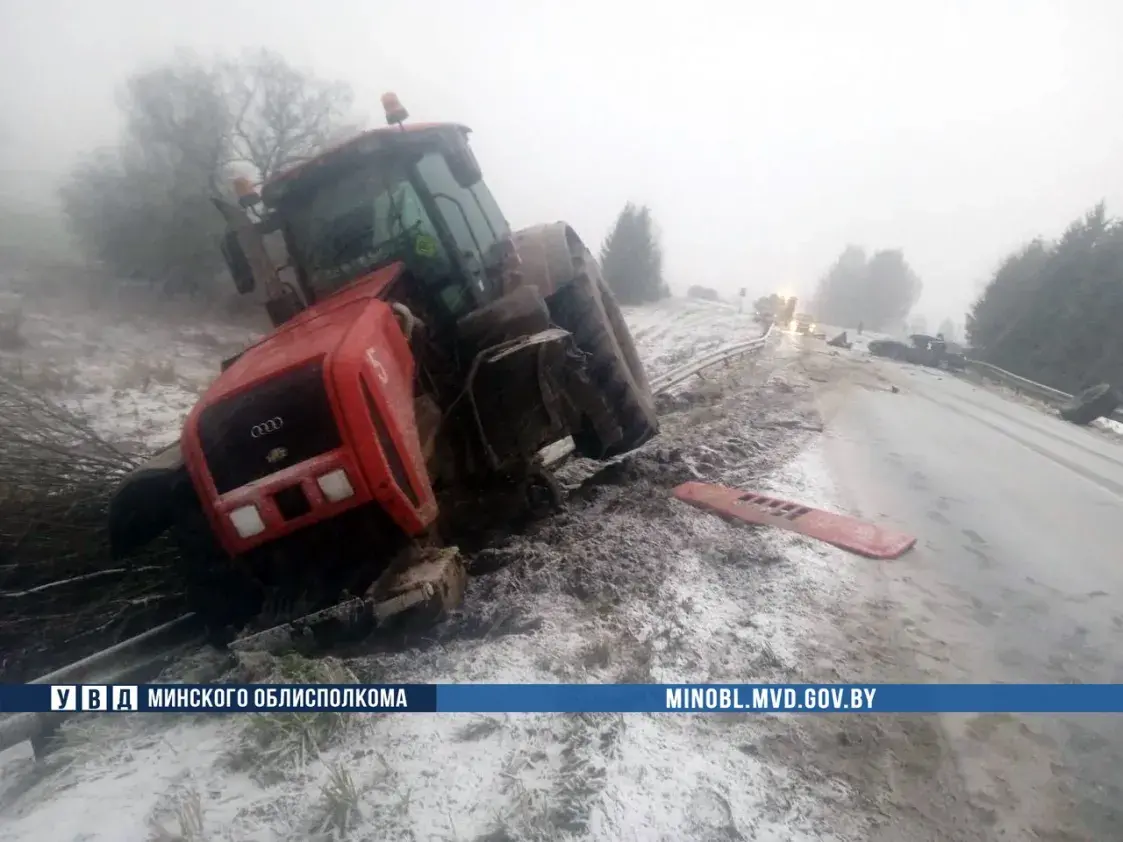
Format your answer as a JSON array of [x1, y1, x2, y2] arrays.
[[809, 344, 1123, 841]]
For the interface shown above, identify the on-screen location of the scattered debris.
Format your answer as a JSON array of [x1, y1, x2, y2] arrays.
[[756, 419, 824, 432], [827, 331, 851, 349], [1058, 383, 1120, 426], [672, 481, 918, 559], [867, 334, 966, 371]]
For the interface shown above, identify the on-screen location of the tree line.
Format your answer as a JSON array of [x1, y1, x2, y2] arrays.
[[967, 202, 1123, 393], [811, 245, 923, 333]]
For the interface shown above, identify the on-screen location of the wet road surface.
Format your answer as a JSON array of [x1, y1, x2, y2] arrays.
[[815, 348, 1123, 841]]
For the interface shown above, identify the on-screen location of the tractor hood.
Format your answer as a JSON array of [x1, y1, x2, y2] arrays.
[[108, 265, 406, 560], [209, 265, 403, 402], [183, 261, 420, 506]]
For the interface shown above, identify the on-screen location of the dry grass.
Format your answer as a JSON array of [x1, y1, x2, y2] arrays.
[[226, 655, 371, 778], [310, 761, 363, 838], [0, 367, 183, 681], [147, 788, 206, 842]]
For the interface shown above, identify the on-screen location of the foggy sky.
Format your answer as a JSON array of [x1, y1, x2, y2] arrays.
[[2, 0, 1122, 325]]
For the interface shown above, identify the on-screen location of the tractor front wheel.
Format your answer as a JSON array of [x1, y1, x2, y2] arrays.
[[548, 272, 659, 459], [169, 498, 263, 645]]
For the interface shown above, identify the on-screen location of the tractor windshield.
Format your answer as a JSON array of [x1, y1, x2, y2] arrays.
[[284, 156, 453, 302]]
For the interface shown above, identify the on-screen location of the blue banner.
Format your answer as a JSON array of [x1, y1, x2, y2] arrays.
[[4, 683, 1123, 715]]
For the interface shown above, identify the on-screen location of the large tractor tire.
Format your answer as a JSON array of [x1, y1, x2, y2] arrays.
[[169, 497, 263, 645], [1058, 383, 1120, 426], [510, 221, 658, 459], [549, 270, 659, 459]]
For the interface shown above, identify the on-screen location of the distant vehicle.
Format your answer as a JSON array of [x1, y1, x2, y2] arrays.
[[753, 294, 798, 327], [791, 313, 815, 335], [868, 334, 966, 370]]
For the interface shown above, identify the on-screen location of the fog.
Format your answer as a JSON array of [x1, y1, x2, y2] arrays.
[[2, 0, 1122, 323]]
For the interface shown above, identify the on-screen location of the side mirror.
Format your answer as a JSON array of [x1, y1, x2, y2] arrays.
[[443, 139, 482, 188], [220, 230, 255, 294]]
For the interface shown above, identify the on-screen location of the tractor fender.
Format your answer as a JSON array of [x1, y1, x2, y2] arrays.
[[509, 222, 590, 298], [106, 441, 194, 560]]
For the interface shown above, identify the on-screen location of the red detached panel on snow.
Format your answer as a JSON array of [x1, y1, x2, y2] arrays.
[[672, 481, 917, 560]]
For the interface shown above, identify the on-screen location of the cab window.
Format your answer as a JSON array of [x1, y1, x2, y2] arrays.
[[468, 180, 510, 245], [414, 152, 500, 274], [284, 157, 457, 306]]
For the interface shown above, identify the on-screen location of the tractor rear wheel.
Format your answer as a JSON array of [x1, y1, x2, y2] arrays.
[[548, 271, 659, 459]]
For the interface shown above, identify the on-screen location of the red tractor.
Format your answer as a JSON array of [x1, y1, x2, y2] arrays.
[[108, 94, 658, 652]]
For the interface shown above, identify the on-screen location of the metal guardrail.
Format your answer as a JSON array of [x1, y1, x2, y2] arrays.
[[964, 359, 1123, 424], [0, 615, 208, 756], [0, 638, 209, 755], [964, 359, 1071, 402], [2, 323, 776, 756], [24, 614, 202, 687], [651, 322, 774, 394]]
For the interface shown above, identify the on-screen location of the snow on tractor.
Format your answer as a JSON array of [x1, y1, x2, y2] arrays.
[[106, 93, 658, 653]]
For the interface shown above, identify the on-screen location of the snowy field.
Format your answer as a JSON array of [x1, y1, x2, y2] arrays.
[[0, 292, 760, 455], [0, 292, 881, 841], [0, 289, 261, 453]]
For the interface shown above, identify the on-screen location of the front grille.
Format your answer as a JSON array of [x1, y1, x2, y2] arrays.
[[198, 360, 342, 494], [274, 484, 312, 521]]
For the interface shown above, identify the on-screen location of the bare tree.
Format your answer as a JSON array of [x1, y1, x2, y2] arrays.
[[60, 50, 358, 298], [124, 52, 231, 192], [224, 49, 354, 181], [0, 371, 182, 681]]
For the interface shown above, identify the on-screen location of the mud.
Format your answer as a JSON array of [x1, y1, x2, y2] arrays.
[[329, 342, 933, 839], [2, 326, 1025, 840]]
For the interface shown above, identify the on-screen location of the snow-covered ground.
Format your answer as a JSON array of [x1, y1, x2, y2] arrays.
[[0, 290, 260, 452], [622, 296, 764, 382], [0, 294, 880, 841], [0, 293, 765, 455]]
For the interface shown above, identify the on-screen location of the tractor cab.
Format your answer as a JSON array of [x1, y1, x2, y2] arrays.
[[219, 93, 515, 329]]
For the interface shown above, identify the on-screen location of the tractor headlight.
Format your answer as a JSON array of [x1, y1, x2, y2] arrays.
[[229, 505, 266, 538], [317, 469, 355, 502]]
